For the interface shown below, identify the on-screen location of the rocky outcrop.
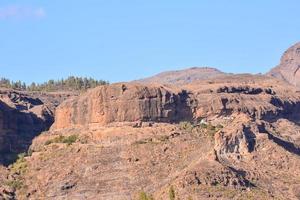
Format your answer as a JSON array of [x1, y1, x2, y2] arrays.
[[0, 89, 72, 165], [53, 76, 300, 129], [52, 83, 197, 129], [268, 42, 300, 89], [183, 75, 300, 123]]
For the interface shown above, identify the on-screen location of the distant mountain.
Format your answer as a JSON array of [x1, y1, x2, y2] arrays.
[[267, 42, 300, 89], [135, 67, 227, 85]]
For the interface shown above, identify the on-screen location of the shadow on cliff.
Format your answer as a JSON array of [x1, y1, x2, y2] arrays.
[[0, 101, 53, 166], [267, 133, 300, 155], [264, 97, 300, 126], [173, 90, 196, 122], [257, 124, 300, 156]]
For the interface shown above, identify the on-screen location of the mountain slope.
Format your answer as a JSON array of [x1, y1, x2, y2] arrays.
[[136, 67, 227, 85]]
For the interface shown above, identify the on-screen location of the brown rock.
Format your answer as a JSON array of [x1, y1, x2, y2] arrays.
[[52, 83, 196, 129], [0, 89, 74, 165], [268, 42, 300, 89]]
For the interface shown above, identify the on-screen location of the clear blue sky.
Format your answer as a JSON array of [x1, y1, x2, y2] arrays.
[[0, 0, 300, 84]]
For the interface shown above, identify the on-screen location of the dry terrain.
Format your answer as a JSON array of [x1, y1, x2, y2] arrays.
[[0, 43, 300, 200]]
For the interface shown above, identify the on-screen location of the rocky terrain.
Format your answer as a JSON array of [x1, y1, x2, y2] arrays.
[[0, 43, 300, 200], [0, 89, 74, 165]]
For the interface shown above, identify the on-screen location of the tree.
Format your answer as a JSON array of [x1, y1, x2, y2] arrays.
[[0, 76, 108, 92]]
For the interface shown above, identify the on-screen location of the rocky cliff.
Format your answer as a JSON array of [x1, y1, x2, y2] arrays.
[[52, 83, 196, 129], [0, 89, 73, 165], [53, 74, 300, 130], [268, 42, 300, 89]]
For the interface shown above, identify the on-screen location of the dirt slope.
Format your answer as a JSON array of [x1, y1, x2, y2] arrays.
[[135, 67, 227, 85]]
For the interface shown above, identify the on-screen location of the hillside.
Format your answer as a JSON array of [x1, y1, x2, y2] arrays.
[[135, 67, 227, 85], [0, 43, 300, 199]]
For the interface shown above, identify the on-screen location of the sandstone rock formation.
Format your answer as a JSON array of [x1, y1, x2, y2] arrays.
[[268, 42, 300, 89], [52, 83, 196, 129], [135, 67, 226, 85], [0, 89, 73, 165]]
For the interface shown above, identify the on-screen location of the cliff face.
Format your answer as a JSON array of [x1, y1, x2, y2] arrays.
[[0, 89, 73, 165], [52, 75, 300, 130], [52, 83, 196, 129], [268, 42, 300, 89]]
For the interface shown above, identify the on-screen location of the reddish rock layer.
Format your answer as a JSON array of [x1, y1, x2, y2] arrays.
[[52, 83, 196, 129]]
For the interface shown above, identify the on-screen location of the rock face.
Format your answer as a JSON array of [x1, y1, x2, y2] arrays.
[[135, 67, 226, 85], [52, 83, 196, 129], [0, 89, 73, 165], [183, 74, 300, 122], [268, 42, 300, 89], [53, 75, 299, 131]]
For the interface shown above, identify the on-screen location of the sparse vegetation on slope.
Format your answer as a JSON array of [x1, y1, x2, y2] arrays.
[[9, 153, 28, 175], [169, 186, 176, 200], [139, 191, 154, 200], [45, 135, 78, 146]]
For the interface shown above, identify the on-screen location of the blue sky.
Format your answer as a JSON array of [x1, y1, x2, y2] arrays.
[[0, 0, 300, 83]]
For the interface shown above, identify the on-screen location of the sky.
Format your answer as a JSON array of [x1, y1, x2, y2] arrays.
[[0, 0, 300, 84]]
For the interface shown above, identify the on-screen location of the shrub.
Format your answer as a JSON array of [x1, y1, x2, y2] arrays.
[[45, 135, 78, 146], [169, 186, 175, 200], [206, 124, 217, 137], [10, 153, 27, 174], [200, 123, 208, 129], [207, 123, 216, 131], [62, 135, 78, 145], [139, 191, 154, 200], [5, 179, 23, 190], [179, 121, 194, 132]]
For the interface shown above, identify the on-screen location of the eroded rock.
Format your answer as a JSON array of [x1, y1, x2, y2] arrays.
[[52, 83, 197, 129]]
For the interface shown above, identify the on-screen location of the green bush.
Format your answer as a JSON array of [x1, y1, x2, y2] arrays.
[[139, 191, 154, 200], [62, 135, 78, 145], [10, 153, 28, 174], [169, 186, 175, 200], [216, 124, 224, 129], [200, 123, 208, 129], [45, 135, 78, 146], [5, 179, 23, 190], [179, 121, 194, 132]]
